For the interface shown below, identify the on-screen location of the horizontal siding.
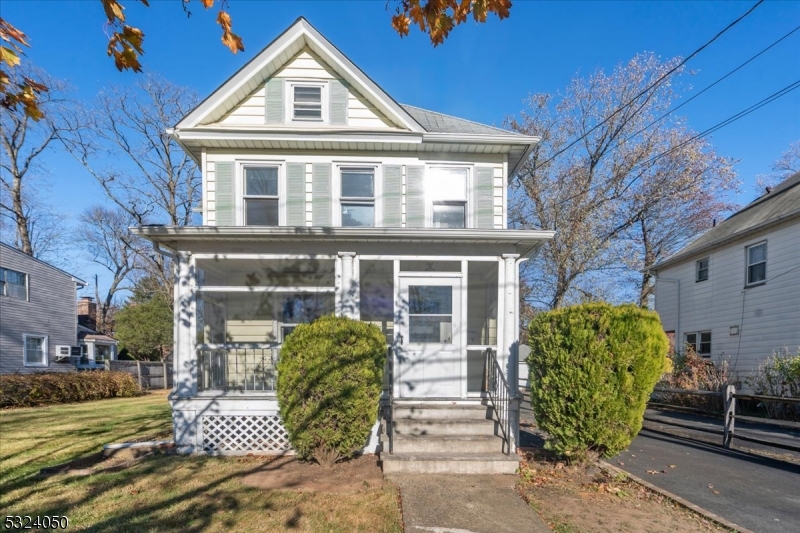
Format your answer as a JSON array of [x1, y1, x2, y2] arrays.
[[654, 221, 800, 381], [204, 152, 506, 228], [0, 247, 79, 374]]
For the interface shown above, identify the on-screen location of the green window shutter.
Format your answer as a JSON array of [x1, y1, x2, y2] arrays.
[[406, 165, 425, 228], [382, 165, 402, 227], [265, 78, 284, 124], [286, 163, 306, 227], [312, 163, 332, 226], [329, 80, 348, 125], [474, 166, 495, 229], [215, 162, 234, 226]]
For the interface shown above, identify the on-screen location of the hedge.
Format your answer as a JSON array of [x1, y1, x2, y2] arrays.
[[276, 315, 386, 466], [527, 302, 668, 461], [0, 371, 141, 409]]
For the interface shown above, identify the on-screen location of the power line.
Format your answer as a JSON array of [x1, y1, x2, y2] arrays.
[[519, 0, 765, 176]]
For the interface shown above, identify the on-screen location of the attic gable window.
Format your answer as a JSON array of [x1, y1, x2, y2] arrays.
[[292, 85, 323, 121]]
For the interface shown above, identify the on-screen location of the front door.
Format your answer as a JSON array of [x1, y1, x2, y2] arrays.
[[396, 277, 463, 398]]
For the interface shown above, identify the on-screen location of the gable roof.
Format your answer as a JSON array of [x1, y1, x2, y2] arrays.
[[400, 104, 517, 136], [177, 17, 424, 132], [653, 171, 800, 270], [0, 242, 87, 286]]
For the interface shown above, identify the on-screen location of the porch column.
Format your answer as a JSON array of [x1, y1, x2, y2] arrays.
[[174, 251, 197, 397], [338, 251, 357, 318], [502, 253, 521, 452]]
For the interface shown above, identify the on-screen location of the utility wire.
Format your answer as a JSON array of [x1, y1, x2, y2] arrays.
[[519, 0, 765, 176]]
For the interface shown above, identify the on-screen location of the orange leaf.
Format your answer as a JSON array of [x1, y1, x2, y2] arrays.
[[201, 0, 214, 8]]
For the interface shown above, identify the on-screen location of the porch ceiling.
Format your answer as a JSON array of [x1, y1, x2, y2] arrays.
[[133, 226, 554, 257]]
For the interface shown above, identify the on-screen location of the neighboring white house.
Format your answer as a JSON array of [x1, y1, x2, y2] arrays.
[[651, 171, 800, 381], [133, 18, 553, 472]]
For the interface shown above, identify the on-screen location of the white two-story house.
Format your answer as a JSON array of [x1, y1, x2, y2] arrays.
[[135, 18, 553, 472], [651, 171, 800, 382]]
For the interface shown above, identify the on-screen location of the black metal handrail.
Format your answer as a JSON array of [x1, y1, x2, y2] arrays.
[[386, 346, 394, 455], [485, 347, 512, 455]]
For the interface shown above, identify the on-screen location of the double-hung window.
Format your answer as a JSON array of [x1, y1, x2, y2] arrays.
[[428, 168, 468, 228], [746, 242, 767, 285], [24, 334, 47, 367], [696, 257, 709, 282], [340, 168, 375, 227], [244, 166, 279, 226], [685, 331, 711, 356], [292, 85, 323, 121], [0, 267, 27, 300]]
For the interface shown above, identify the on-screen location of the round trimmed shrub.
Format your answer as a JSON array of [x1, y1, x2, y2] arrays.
[[276, 315, 386, 466], [527, 302, 668, 461]]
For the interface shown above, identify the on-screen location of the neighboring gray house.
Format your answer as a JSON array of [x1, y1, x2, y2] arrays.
[[651, 171, 800, 380], [0, 242, 87, 373]]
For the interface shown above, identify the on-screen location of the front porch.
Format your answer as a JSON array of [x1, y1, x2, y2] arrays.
[[137, 227, 550, 460]]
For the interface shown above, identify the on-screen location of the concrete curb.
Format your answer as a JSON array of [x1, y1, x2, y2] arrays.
[[598, 460, 755, 533]]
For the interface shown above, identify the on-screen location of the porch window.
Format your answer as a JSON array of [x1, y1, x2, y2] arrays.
[[0, 267, 27, 300], [428, 168, 468, 228], [360, 260, 394, 343], [467, 261, 498, 393], [95, 344, 114, 361], [408, 286, 453, 343], [340, 168, 375, 227], [281, 294, 330, 341], [244, 166, 279, 226]]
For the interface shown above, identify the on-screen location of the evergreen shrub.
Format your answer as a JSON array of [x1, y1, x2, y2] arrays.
[[527, 302, 668, 461], [0, 371, 141, 408], [276, 315, 385, 466]]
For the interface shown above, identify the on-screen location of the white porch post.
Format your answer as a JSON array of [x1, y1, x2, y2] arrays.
[[502, 253, 521, 452], [338, 251, 357, 318], [174, 251, 197, 397]]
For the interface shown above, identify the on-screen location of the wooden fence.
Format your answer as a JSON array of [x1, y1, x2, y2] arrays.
[[651, 386, 800, 452], [106, 360, 173, 390]]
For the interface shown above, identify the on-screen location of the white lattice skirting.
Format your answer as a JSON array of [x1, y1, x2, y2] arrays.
[[202, 415, 291, 453]]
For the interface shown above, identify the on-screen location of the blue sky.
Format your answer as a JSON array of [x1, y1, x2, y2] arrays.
[[3, 0, 799, 297]]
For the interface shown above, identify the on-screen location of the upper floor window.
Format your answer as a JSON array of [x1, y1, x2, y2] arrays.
[[696, 257, 709, 282], [244, 166, 279, 226], [0, 267, 27, 300], [685, 331, 711, 356], [340, 168, 375, 227], [428, 168, 468, 229], [24, 334, 47, 367], [292, 84, 323, 121], [746, 242, 767, 285]]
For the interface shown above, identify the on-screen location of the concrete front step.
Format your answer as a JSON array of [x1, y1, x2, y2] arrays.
[[381, 452, 520, 474], [392, 403, 493, 421], [390, 434, 501, 454], [392, 418, 497, 437]]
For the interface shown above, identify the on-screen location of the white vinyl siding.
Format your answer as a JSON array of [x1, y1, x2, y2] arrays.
[[654, 221, 800, 382]]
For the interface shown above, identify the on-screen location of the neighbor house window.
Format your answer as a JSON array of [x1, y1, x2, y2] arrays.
[[746, 242, 767, 285], [244, 166, 279, 226], [685, 331, 711, 356], [428, 168, 468, 228], [292, 85, 323, 120], [23, 334, 47, 367], [0, 267, 27, 300], [340, 167, 375, 227], [696, 257, 709, 282]]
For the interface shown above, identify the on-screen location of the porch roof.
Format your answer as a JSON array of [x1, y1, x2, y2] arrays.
[[133, 226, 554, 257]]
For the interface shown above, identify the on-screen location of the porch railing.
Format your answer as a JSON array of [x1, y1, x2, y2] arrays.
[[485, 347, 512, 455], [381, 346, 395, 455], [198, 345, 280, 392]]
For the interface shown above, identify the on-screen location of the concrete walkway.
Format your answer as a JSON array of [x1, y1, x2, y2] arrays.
[[388, 474, 550, 533]]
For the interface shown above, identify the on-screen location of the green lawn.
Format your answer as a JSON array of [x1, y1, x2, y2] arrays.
[[0, 393, 402, 532]]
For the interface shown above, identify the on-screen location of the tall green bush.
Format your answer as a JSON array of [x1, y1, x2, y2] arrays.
[[276, 315, 386, 466], [527, 302, 668, 460]]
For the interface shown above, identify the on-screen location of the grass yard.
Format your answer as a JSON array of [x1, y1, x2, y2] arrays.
[[0, 393, 403, 533]]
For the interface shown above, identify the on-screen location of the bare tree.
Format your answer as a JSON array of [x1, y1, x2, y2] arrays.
[[509, 53, 738, 310], [0, 65, 73, 259], [77, 205, 139, 333], [62, 74, 200, 292]]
